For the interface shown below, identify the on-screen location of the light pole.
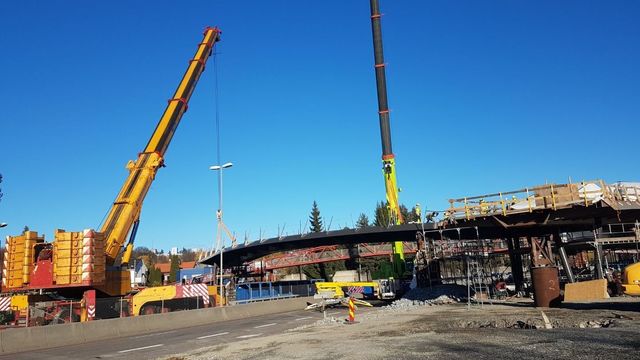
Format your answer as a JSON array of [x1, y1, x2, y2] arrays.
[[210, 162, 233, 305], [0, 223, 7, 228]]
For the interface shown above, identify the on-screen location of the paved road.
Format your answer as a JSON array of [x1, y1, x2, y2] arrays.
[[1, 306, 371, 359]]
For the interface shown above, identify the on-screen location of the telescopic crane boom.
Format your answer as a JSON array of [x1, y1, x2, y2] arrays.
[[102, 27, 221, 265], [369, 0, 405, 277]]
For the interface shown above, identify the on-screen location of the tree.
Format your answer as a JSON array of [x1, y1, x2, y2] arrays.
[[399, 204, 410, 223], [355, 213, 370, 229], [157, 254, 169, 264], [301, 201, 346, 280], [168, 255, 181, 283], [374, 201, 391, 227], [181, 248, 197, 262], [148, 266, 162, 286], [131, 246, 158, 265], [309, 201, 323, 232]]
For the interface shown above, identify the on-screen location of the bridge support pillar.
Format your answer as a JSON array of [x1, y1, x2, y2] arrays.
[[506, 237, 525, 293]]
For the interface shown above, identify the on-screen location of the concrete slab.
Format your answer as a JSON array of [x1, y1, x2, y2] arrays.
[[564, 279, 610, 302]]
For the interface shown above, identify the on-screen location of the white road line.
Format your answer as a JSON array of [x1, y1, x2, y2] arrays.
[[295, 316, 313, 321], [118, 344, 164, 353], [237, 333, 262, 339], [197, 331, 230, 340], [134, 330, 177, 339], [254, 322, 277, 328], [327, 311, 340, 316]]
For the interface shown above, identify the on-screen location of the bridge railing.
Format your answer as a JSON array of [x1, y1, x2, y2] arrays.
[[445, 179, 612, 221]]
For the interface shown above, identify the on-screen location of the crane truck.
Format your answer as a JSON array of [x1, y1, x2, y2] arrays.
[[1, 26, 222, 325]]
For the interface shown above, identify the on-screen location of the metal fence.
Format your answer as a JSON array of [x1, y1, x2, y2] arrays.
[[235, 280, 316, 304]]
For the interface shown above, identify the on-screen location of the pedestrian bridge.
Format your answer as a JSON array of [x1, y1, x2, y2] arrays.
[[199, 180, 640, 269]]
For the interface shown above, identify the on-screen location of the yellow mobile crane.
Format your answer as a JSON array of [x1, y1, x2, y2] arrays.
[[370, 0, 405, 277], [308, 1, 405, 303], [1, 27, 221, 321]]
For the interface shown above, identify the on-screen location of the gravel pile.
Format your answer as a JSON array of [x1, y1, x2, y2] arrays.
[[384, 295, 458, 312], [402, 284, 470, 301], [381, 285, 467, 313]]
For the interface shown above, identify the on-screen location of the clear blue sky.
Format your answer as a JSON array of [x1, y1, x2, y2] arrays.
[[1, 1, 638, 252]]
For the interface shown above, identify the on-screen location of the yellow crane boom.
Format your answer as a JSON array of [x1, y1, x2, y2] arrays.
[[102, 27, 221, 265], [2, 27, 221, 297]]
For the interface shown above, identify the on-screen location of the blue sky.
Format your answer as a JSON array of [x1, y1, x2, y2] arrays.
[[1, 1, 638, 252]]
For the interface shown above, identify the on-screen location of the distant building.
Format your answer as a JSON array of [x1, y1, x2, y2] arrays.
[[155, 260, 207, 284], [177, 262, 215, 284], [156, 262, 172, 283], [170, 247, 179, 255], [130, 260, 148, 287]]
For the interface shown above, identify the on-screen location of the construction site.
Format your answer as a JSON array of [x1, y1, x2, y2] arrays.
[[1, 1, 639, 359]]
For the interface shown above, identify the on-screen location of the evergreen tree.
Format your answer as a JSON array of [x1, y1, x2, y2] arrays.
[[148, 266, 162, 286], [399, 204, 411, 223], [374, 201, 391, 227], [309, 201, 323, 232], [355, 213, 370, 229], [302, 201, 338, 279], [168, 255, 181, 283]]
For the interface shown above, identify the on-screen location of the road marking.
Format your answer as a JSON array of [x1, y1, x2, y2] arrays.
[[295, 316, 312, 321], [134, 330, 177, 339], [327, 311, 340, 316], [118, 344, 164, 353], [254, 322, 277, 328], [237, 333, 262, 339], [197, 331, 230, 340]]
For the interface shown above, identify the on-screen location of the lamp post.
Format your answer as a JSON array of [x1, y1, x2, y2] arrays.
[[0, 223, 7, 228], [210, 162, 233, 305]]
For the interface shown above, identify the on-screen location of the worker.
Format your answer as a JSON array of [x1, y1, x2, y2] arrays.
[[415, 203, 422, 223], [479, 199, 489, 215]]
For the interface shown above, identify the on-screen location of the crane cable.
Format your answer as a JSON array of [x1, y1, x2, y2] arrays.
[[212, 45, 223, 254]]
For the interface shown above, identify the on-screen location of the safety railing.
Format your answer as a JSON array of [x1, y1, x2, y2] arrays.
[[445, 180, 620, 221]]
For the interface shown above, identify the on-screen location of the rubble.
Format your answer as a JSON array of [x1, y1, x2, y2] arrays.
[[401, 284, 469, 302], [380, 285, 465, 313]]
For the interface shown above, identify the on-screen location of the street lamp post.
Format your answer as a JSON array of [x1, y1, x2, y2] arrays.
[[210, 162, 233, 305], [0, 223, 7, 228]]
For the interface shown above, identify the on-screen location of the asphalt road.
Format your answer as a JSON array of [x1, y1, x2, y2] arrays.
[[0, 306, 369, 360]]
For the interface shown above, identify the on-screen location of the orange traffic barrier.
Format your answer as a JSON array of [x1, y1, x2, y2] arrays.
[[346, 297, 357, 324]]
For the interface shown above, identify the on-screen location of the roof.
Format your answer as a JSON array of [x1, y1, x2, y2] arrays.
[[155, 260, 197, 273], [180, 261, 196, 269], [156, 263, 171, 273]]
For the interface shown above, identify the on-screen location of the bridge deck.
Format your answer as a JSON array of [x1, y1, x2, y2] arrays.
[[200, 181, 640, 268]]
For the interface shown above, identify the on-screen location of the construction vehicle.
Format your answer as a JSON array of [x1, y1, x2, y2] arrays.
[[622, 262, 640, 295], [1, 26, 222, 324], [315, 279, 398, 301]]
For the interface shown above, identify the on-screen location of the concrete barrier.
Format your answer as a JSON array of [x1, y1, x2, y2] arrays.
[[0, 296, 313, 354]]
